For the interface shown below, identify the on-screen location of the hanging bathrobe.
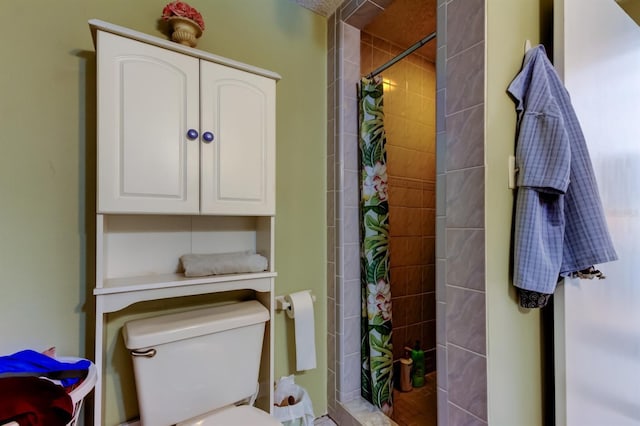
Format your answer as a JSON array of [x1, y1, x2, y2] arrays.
[[507, 45, 618, 308]]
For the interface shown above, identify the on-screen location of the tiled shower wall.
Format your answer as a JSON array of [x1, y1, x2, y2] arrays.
[[438, 0, 488, 424], [360, 32, 437, 371], [327, 1, 488, 425]]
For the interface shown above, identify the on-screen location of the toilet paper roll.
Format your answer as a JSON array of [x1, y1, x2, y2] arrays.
[[285, 290, 317, 371]]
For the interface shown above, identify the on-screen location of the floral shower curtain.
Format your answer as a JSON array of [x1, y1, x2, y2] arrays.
[[358, 76, 393, 415]]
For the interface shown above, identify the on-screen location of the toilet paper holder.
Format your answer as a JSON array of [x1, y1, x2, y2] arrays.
[[275, 293, 316, 312]]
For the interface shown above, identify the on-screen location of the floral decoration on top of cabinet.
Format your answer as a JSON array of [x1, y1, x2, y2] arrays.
[[161, 1, 205, 47]]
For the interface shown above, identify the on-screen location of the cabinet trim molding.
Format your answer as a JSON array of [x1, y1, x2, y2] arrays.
[[89, 19, 281, 81]]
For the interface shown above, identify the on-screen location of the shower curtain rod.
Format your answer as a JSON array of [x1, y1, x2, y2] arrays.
[[364, 31, 437, 79]]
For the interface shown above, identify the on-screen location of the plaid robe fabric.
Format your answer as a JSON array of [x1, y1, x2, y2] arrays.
[[507, 45, 617, 306]]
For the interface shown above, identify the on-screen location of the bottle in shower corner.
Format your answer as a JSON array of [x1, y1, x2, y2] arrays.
[[399, 350, 413, 392], [410, 341, 425, 388]]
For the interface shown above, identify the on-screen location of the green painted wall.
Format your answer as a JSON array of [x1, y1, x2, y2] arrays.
[[0, 0, 327, 424], [485, 0, 544, 424]]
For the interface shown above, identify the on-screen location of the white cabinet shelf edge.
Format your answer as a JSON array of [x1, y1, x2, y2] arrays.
[[88, 19, 281, 81]]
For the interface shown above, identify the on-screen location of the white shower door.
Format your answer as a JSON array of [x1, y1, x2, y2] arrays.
[[554, 0, 640, 425]]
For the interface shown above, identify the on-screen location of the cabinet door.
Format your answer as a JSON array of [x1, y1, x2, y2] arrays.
[[200, 61, 276, 215], [97, 31, 200, 214]]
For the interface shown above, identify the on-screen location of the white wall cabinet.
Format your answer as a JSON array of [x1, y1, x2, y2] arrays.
[[89, 20, 280, 426], [97, 29, 276, 216]]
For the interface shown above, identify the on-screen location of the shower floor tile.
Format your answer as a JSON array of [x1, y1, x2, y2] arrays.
[[392, 372, 437, 426]]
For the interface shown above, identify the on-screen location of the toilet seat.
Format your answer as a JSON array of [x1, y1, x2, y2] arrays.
[[177, 405, 282, 426]]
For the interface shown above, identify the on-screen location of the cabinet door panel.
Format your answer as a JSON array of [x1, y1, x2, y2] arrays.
[[97, 32, 199, 214], [200, 61, 275, 215]]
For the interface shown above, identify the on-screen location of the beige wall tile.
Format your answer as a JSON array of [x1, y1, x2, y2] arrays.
[[423, 207, 436, 237], [405, 295, 422, 325], [407, 207, 423, 235], [392, 266, 408, 297], [406, 266, 423, 295], [390, 236, 408, 267], [407, 324, 423, 348], [422, 264, 436, 292], [390, 184, 422, 208], [360, 41, 373, 75], [406, 122, 430, 152], [424, 153, 436, 180], [372, 46, 392, 72], [384, 83, 406, 118], [385, 145, 407, 177], [423, 188, 436, 209], [393, 295, 407, 327], [421, 98, 435, 128], [406, 236, 423, 265], [407, 92, 423, 123], [422, 65, 436, 99], [392, 326, 407, 360], [389, 205, 409, 236], [422, 236, 436, 265], [406, 150, 429, 181], [384, 113, 404, 144]]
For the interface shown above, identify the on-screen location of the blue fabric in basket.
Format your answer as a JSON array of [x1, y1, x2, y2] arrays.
[[0, 350, 90, 387]]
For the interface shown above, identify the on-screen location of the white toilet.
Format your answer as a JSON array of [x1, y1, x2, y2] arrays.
[[122, 300, 282, 426]]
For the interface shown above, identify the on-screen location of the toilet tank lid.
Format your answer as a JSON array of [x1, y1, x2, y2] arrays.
[[122, 300, 270, 349]]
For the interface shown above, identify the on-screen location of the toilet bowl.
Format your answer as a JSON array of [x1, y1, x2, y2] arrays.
[[122, 300, 280, 426]]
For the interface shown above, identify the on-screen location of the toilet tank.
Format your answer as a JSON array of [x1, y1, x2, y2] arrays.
[[122, 300, 270, 426]]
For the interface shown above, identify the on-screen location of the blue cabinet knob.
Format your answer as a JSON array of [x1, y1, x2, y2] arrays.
[[186, 129, 199, 140], [203, 131, 215, 143]]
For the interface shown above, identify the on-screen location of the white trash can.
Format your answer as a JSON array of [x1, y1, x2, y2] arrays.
[[273, 375, 315, 426]]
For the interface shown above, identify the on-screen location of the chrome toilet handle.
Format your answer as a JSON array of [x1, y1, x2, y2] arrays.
[[131, 348, 157, 358]]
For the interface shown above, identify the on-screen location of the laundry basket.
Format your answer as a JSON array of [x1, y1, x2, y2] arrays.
[[58, 356, 97, 426]]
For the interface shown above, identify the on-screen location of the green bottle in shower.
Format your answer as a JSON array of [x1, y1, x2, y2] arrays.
[[410, 341, 425, 388]]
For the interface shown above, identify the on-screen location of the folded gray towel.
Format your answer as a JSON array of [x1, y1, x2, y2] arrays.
[[180, 251, 268, 277]]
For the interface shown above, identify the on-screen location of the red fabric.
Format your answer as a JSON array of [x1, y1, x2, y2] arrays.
[[0, 377, 74, 425]]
